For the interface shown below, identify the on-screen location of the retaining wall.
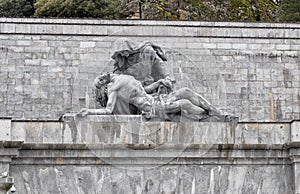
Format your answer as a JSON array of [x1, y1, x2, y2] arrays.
[[0, 18, 299, 121]]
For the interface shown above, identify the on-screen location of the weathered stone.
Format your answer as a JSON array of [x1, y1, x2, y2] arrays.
[[292, 121, 300, 142], [0, 119, 11, 141]]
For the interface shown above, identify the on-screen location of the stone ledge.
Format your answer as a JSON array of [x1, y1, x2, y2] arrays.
[[19, 143, 289, 150], [12, 145, 290, 166], [8, 142, 290, 166], [0, 141, 23, 159], [1, 18, 300, 29], [0, 141, 24, 148], [11, 157, 291, 166], [0, 18, 299, 38], [63, 113, 143, 122], [7, 117, 292, 145]]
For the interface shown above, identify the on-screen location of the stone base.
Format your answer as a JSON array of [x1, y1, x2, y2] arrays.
[[1, 117, 300, 193]]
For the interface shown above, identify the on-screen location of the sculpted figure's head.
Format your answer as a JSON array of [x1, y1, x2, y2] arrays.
[[94, 72, 111, 89], [112, 38, 137, 52], [94, 72, 110, 107]]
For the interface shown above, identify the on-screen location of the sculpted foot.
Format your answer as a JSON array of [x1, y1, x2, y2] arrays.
[[224, 115, 239, 122]]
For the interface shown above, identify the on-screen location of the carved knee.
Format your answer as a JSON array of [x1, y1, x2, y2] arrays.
[[176, 87, 193, 98], [180, 99, 193, 108]]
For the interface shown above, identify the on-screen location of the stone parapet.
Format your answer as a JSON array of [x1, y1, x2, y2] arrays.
[[0, 18, 299, 38], [9, 115, 291, 145]]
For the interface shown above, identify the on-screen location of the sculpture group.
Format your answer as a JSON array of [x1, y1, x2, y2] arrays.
[[78, 40, 237, 122]]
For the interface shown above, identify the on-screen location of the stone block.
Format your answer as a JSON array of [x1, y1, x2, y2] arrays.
[[1, 65, 15, 72], [217, 43, 232, 49], [16, 40, 32, 46], [194, 122, 227, 144], [80, 42, 96, 48], [291, 121, 300, 142], [290, 45, 300, 50], [22, 123, 43, 143], [0, 34, 9, 39], [187, 42, 203, 49], [0, 119, 11, 141], [11, 122, 26, 141], [25, 59, 41, 66], [235, 124, 259, 144], [24, 47, 51, 53], [64, 53, 79, 60], [202, 43, 217, 49], [42, 122, 63, 143], [41, 59, 57, 66], [95, 41, 112, 48], [62, 41, 80, 47], [33, 40, 48, 47], [232, 43, 247, 50], [276, 44, 290, 51], [0, 23, 15, 33]]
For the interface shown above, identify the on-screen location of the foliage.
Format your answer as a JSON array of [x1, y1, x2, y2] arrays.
[[34, 0, 124, 18], [139, 0, 279, 22], [0, 0, 34, 17], [0, 0, 299, 23], [226, 0, 278, 22], [184, 0, 231, 21], [279, 0, 300, 22], [140, 0, 184, 20]]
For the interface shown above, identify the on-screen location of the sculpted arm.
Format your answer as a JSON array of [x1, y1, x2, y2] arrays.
[[144, 78, 173, 93], [77, 91, 117, 117], [144, 80, 162, 93]]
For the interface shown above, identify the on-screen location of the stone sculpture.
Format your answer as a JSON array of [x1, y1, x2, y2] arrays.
[[78, 73, 237, 121], [111, 40, 174, 95], [77, 41, 237, 121]]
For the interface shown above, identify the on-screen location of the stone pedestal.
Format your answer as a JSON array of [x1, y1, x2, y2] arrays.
[[1, 117, 300, 193]]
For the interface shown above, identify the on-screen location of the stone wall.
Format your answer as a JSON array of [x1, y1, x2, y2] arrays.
[[0, 18, 300, 121]]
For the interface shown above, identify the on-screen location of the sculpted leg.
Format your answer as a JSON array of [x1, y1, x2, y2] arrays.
[[165, 99, 207, 120], [173, 87, 227, 116]]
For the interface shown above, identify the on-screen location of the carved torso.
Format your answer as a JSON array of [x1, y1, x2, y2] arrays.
[[108, 74, 153, 113]]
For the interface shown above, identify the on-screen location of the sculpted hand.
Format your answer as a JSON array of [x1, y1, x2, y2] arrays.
[[76, 108, 90, 117], [160, 78, 172, 88]]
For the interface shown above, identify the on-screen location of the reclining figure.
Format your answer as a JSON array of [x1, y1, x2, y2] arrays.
[[77, 72, 238, 122]]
